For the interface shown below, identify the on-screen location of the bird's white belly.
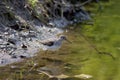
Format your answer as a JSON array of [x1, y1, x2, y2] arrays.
[[43, 45, 61, 51]]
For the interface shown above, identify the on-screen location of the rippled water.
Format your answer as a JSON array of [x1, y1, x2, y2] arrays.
[[65, 1, 120, 80]]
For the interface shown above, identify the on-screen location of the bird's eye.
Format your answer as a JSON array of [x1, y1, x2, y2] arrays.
[[62, 37, 66, 39], [60, 35, 66, 39]]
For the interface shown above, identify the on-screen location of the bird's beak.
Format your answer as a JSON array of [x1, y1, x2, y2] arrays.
[[65, 39, 72, 43]]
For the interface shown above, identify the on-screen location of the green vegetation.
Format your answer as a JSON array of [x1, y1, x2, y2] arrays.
[[28, 0, 38, 7]]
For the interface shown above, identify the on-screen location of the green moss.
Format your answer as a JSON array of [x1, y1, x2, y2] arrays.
[[28, 0, 38, 7]]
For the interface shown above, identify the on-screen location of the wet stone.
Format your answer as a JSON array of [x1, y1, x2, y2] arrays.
[[11, 55, 17, 58], [19, 55, 27, 58]]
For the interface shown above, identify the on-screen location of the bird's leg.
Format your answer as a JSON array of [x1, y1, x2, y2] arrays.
[[50, 50, 57, 54], [54, 50, 59, 54], [45, 50, 48, 54], [41, 50, 48, 57], [51, 51, 55, 54]]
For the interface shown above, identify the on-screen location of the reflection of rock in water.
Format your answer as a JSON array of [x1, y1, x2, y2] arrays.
[[37, 66, 93, 80], [39, 66, 63, 75], [38, 66, 69, 79]]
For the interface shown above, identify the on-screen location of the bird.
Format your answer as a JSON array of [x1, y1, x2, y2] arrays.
[[40, 35, 71, 51]]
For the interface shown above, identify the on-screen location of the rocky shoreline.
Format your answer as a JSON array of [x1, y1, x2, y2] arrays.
[[0, 0, 94, 66], [0, 24, 63, 66]]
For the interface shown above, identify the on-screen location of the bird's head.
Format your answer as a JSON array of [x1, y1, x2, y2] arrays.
[[60, 35, 67, 40], [60, 35, 71, 43]]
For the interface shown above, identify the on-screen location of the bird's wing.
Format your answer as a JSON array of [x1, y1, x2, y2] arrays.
[[40, 41, 54, 46]]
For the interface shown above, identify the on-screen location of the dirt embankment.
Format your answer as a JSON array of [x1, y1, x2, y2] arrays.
[[0, 0, 93, 29]]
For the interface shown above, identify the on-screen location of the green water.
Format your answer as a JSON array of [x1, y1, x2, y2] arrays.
[[66, 0, 120, 80]]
